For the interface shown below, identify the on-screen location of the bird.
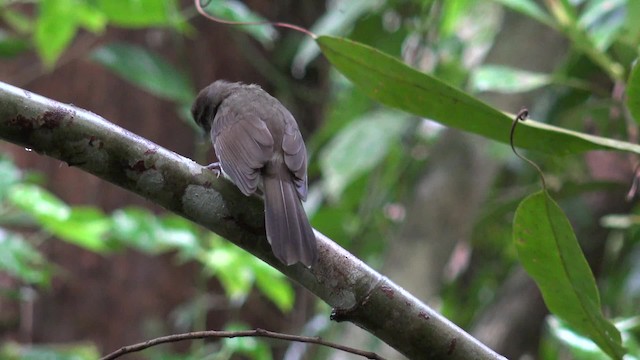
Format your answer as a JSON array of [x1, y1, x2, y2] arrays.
[[191, 80, 317, 267]]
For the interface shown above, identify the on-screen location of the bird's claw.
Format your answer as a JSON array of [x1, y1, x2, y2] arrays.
[[205, 162, 222, 178]]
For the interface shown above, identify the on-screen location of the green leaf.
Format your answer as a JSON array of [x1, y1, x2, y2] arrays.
[[201, 0, 276, 46], [8, 184, 109, 252], [316, 35, 640, 155], [110, 208, 198, 254], [579, 0, 625, 51], [90, 42, 195, 104], [33, 0, 106, 67], [491, 0, 555, 28], [253, 260, 294, 312], [471, 65, 552, 93], [0, 33, 30, 58], [2, 9, 33, 34], [200, 236, 293, 312], [513, 191, 626, 359], [547, 316, 640, 360], [320, 109, 409, 197], [547, 317, 613, 359], [202, 245, 254, 303], [0, 156, 21, 201], [34, 0, 79, 67], [440, 0, 477, 37], [44, 207, 110, 252], [0, 230, 51, 286], [627, 60, 640, 125], [8, 184, 71, 222], [110, 208, 159, 252], [157, 216, 199, 251], [74, 4, 108, 32], [545, 0, 624, 80], [623, 0, 640, 43], [95, 0, 181, 28]]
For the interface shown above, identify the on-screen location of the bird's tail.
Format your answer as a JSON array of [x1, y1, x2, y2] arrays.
[[263, 169, 317, 267]]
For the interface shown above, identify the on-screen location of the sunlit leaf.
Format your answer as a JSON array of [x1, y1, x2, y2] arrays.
[[34, 0, 78, 67], [96, 0, 180, 28], [90, 42, 195, 104], [9, 184, 70, 222], [158, 216, 199, 251], [33, 0, 105, 67], [471, 65, 551, 93], [317, 35, 640, 155], [547, 316, 640, 360], [547, 317, 613, 360], [44, 207, 110, 251], [201, 241, 253, 303], [513, 191, 626, 359], [74, 4, 108, 32], [440, 0, 477, 37], [8, 184, 109, 252]]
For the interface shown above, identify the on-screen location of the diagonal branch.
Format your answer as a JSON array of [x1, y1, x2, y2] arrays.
[[0, 81, 506, 360]]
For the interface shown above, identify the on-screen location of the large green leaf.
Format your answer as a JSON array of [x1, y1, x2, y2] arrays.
[[513, 191, 625, 359], [317, 35, 640, 155]]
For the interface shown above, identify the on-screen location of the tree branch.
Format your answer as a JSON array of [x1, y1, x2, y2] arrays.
[[0, 81, 506, 360], [100, 328, 385, 360]]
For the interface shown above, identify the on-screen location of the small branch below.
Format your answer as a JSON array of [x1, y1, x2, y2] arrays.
[[100, 328, 386, 360]]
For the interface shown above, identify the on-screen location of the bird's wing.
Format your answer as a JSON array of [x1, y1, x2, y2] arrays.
[[213, 105, 274, 195], [281, 111, 308, 201]]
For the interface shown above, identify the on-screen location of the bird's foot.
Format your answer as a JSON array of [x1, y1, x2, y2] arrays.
[[205, 162, 222, 178]]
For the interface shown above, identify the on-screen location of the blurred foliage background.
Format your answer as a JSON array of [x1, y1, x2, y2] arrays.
[[1, 0, 640, 359]]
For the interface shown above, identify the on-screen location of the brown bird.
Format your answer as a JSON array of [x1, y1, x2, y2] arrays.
[[191, 80, 317, 267]]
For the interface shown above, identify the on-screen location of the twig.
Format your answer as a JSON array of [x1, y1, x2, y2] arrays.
[[100, 328, 386, 360], [509, 108, 548, 190], [193, 0, 317, 39]]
